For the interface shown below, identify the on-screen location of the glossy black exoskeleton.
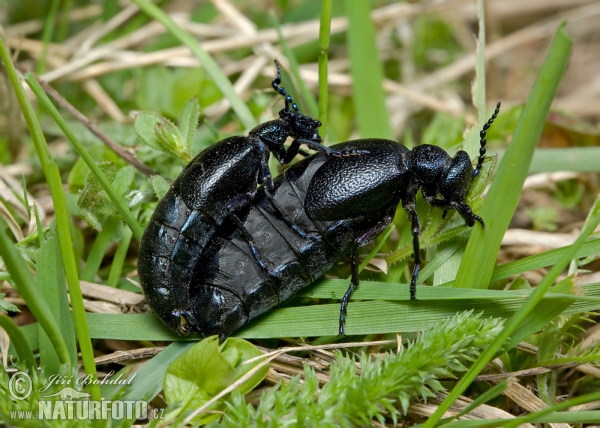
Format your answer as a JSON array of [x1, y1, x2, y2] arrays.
[[161, 102, 500, 339], [138, 61, 363, 335]]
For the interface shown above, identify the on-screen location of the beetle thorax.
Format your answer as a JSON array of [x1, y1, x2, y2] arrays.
[[407, 144, 451, 186]]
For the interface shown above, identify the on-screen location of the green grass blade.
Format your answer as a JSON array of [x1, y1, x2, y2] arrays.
[[131, 0, 256, 130], [489, 237, 600, 283], [103, 342, 194, 402], [452, 379, 509, 421], [358, 226, 394, 273], [82, 216, 121, 281], [345, 0, 393, 139], [465, 0, 487, 157], [36, 0, 61, 75], [0, 315, 36, 371], [38, 233, 72, 375], [454, 23, 573, 290], [17, 280, 600, 343], [298, 280, 599, 303], [107, 225, 133, 287], [427, 411, 600, 427], [497, 147, 600, 173], [429, 25, 577, 425], [502, 391, 600, 428], [0, 218, 69, 367], [318, 0, 332, 133], [428, 204, 599, 425], [0, 36, 100, 399], [24, 74, 144, 242]]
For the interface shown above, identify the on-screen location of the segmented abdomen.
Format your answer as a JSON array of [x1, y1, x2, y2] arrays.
[[138, 136, 261, 331], [185, 154, 361, 337]]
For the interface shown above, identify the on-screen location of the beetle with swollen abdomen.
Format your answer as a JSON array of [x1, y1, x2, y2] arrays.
[[137, 61, 368, 336], [150, 102, 500, 339]]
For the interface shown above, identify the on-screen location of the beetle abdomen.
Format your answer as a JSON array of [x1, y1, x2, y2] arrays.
[[138, 136, 263, 333]]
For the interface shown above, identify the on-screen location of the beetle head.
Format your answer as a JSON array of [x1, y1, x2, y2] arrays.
[[272, 60, 322, 144], [279, 108, 322, 143]]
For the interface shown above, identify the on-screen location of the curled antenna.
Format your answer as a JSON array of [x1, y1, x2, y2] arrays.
[[474, 100, 501, 177], [272, 60, 299, 112]]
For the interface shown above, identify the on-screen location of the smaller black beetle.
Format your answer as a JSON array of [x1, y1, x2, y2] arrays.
[[138, 61, 363, 335]]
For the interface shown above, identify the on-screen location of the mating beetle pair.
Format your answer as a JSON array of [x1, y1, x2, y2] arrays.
[[138, 62, 500, 339]]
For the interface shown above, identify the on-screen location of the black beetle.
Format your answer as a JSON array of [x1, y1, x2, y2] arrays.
[[138, 61, 364, 335], [154, 102, 501, 338]]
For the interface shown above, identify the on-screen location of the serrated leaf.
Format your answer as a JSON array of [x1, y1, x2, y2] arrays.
[[77, 163, 136, 232], [151, 175, 172, 200], [155, 119, 190, 163], [112, 166, 135, 197], [164, 335, 269, 424], [134, 113, 163, 151], [78, 162, 117, 231], [178, 97, 201, 153]]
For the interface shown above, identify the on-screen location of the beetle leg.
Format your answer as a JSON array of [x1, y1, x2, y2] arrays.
[[258, 141, 321, 241], [401, 180, 421, 301], [297, 148, 312, 158], [454, 201, 485, 229], [264, 188, 321, 242], [423, 189, 484, 229], [296, 138, 369, 157], [339, 244, 359, 336], [227, 196, 281, 280], [280, 140, 314, 163], [282, 139, 303, 164], [338, 216, 393, 335]]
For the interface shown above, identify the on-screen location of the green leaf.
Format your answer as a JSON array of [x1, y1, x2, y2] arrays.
[[78, 162, 117, 231], [345, 0, 393, 139], [178, 97, 201, 153], [102, 341, 194, 402], [0, 293, 19, 313], [164, 336, 268, 424], [134, 113, 163, 152], [112, 166, 135, 198], [454, 23, 573, 291], [155, 119, 189, 162], [151, 175, 172, 201]]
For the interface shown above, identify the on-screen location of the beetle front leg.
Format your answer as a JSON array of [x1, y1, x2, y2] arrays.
[[423, 190, 484, 229], [455, 201, 484, 229]]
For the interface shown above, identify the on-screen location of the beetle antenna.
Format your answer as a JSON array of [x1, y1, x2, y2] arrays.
[[474, 100, 501, 177], [272, 60, 299, 112]]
